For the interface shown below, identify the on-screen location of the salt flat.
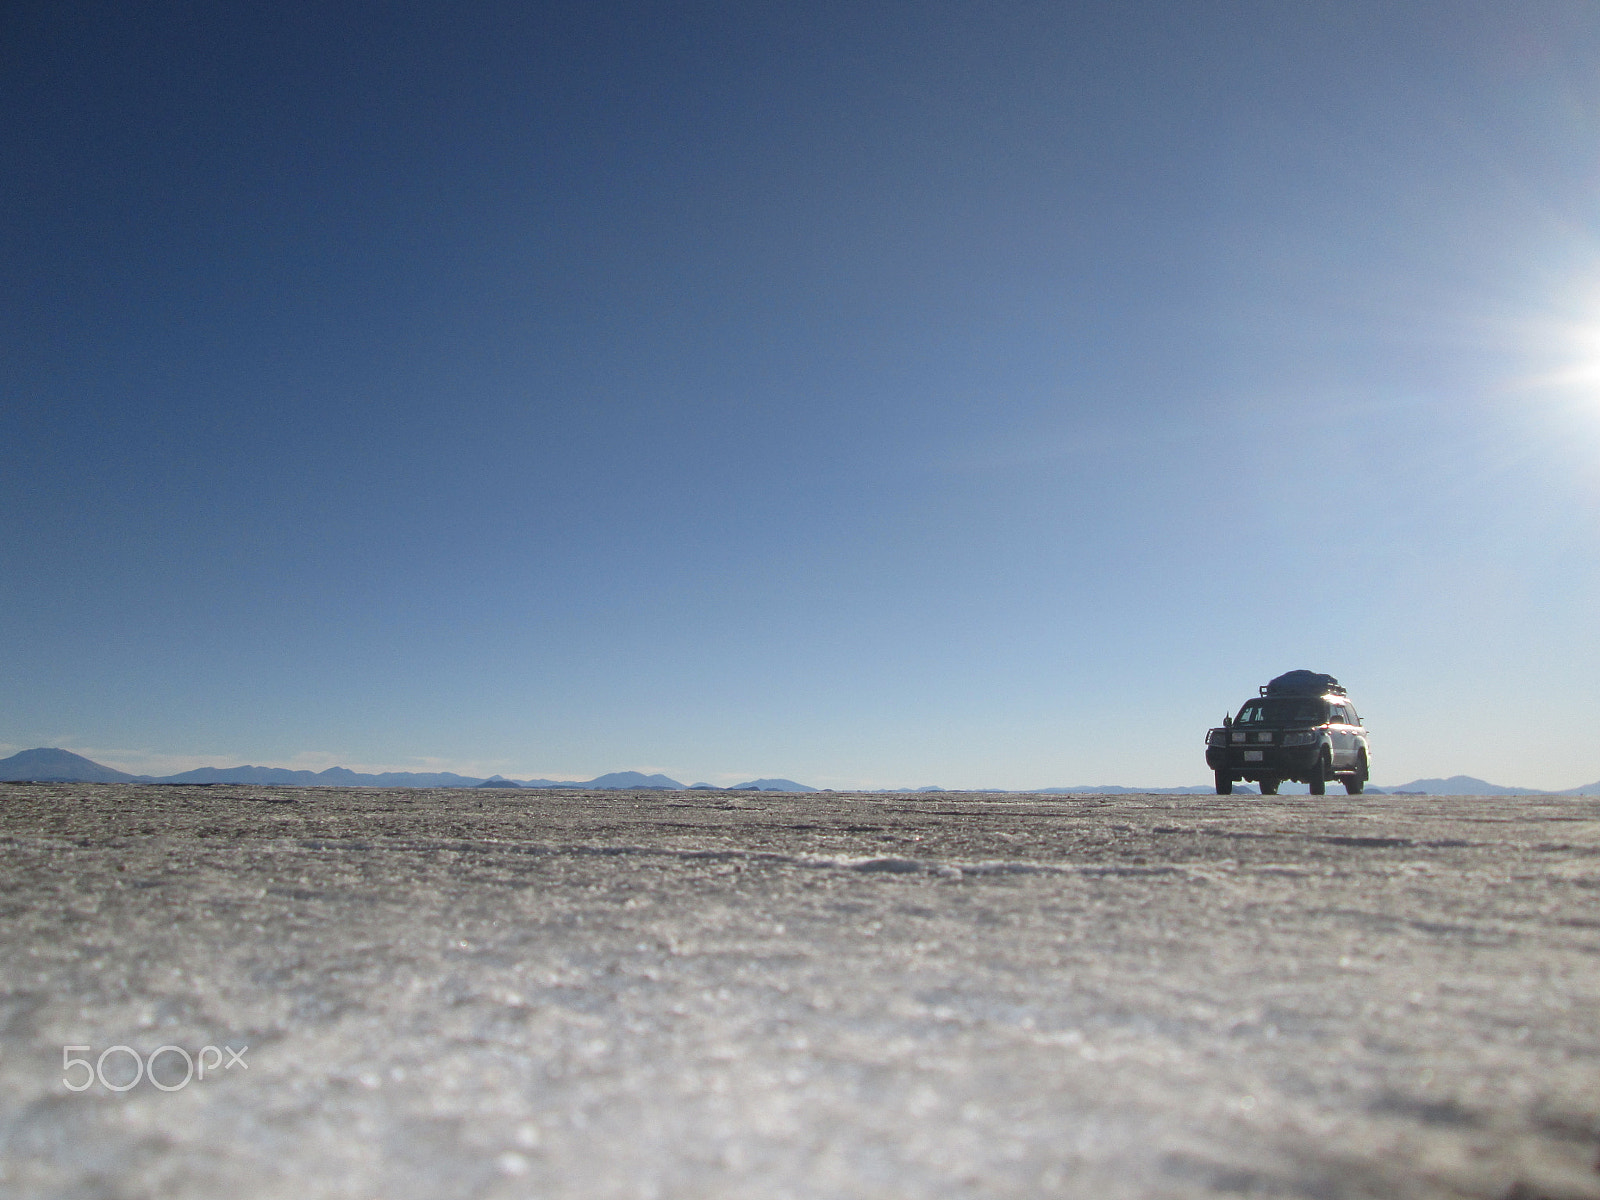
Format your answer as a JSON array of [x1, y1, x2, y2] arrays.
[[1, 784, 1597, 1199]]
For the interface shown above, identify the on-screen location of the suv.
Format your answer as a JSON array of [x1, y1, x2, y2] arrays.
[[1205, 670, 1371, 795]]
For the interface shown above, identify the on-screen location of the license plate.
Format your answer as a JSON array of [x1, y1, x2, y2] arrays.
[[1244, 750, 1264, 762]]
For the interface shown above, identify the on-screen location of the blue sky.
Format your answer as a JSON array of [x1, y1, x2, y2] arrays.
[[4, 0, 1599, 789]]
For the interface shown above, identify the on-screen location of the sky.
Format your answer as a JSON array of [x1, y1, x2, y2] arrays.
[[4, 0, 1600, 790]]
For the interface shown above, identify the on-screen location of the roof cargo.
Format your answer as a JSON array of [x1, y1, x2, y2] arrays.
[[1262, 670, 1345, 697]]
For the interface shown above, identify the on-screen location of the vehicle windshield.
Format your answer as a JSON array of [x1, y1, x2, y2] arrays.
[[1234, 699, 1328, 726]]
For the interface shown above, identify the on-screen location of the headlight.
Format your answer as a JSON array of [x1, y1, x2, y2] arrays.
[[1206, 729, 1227, 746], [1281, 730, 1318, 746]]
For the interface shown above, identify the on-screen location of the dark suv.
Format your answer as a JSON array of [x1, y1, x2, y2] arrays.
[[1205, 671, 1371, 795]]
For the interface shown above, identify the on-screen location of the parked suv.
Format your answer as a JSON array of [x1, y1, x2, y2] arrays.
[[1205, 670, 1371, 795]]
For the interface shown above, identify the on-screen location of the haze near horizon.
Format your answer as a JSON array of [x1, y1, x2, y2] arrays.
[[4, 1, 1599, 789]]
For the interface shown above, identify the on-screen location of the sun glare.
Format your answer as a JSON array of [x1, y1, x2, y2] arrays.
[[1543, 316, 1600, 391], [1488, 272, 1600, 491], [1515, 276, 1600, 433]]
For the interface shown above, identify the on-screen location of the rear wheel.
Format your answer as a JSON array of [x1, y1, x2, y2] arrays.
[[1344, 752, 1368, 795], [1215, 771, 1233, 795], [1308, 752, 1329, 796], [1258, 777, 1279, 795]]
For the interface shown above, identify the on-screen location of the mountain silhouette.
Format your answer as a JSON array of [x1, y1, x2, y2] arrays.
[[0, 748, 138, 782], [3, 749, 1591, 795], [1376, 775, 1545, 796], [579, 772, 685, 790], [156, 764, 486, 787], [0, 751, 701, 789]]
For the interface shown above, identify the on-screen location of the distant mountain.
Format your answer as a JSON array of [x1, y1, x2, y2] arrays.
[[687, 782, 723, 790], [157, 765, 487, 787], [473, 776, 522, 788], [0, 748, 139, 783], [728, 778, 817, 792], [510, 771, 688, 789], [1377, 775, 1545, 796], [577, 772, 685, 790], [0, 750, 682, 789]]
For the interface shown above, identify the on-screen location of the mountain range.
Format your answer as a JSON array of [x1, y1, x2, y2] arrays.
[[0, 750, 820, 792], [1, 748, 1596, 795]]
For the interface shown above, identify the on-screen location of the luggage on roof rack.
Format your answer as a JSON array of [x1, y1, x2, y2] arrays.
[[1261, 670, 1345, 697]]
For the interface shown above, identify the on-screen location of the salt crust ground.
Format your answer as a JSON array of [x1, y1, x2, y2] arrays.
[[1, 785, 1597, 1200]]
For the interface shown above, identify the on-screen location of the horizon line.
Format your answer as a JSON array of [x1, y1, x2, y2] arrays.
[[3, 746, 1597, 795]]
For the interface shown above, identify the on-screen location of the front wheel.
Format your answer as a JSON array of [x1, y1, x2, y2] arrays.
[[1258, 777, 1280, 795], [1308, 752, 1329, 796], [1215, 771, 1233, 795]]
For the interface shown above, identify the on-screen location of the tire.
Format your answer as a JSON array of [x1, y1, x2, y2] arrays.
[[1215, 772, 1233, 795], [1344, 752, 1368, 795], [1258, 778, 1280, 795], [1308, 752, 1329, 796]]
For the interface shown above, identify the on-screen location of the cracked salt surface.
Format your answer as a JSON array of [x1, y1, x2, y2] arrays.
[[2, 785, 1598, 1199]]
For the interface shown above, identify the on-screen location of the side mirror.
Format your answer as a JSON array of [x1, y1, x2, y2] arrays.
[[1222, 715, 1232, 728]]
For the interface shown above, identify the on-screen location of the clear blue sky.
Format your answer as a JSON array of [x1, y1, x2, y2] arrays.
[[4, 1, 1598, 789]]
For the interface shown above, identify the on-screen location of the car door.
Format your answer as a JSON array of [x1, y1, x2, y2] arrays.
[[1345, 704, 1367, 767], [1328, 704, 1353, 769]]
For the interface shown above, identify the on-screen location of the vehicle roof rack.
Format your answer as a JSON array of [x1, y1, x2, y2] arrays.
[[1260, 683, 1346, 696], [1261, 670, 1346, 697]]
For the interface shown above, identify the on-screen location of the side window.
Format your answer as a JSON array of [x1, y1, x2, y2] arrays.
[[1346, 705, 1361, 726]]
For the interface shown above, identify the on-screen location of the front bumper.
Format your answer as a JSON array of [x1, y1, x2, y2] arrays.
[[1206, 743, 1322, 778]]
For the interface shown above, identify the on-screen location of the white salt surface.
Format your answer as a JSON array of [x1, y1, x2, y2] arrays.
[[1, 785, 1598, 1199]]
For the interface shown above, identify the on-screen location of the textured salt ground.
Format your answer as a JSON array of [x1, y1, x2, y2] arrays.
[[1, 786, 1598, 1200]]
